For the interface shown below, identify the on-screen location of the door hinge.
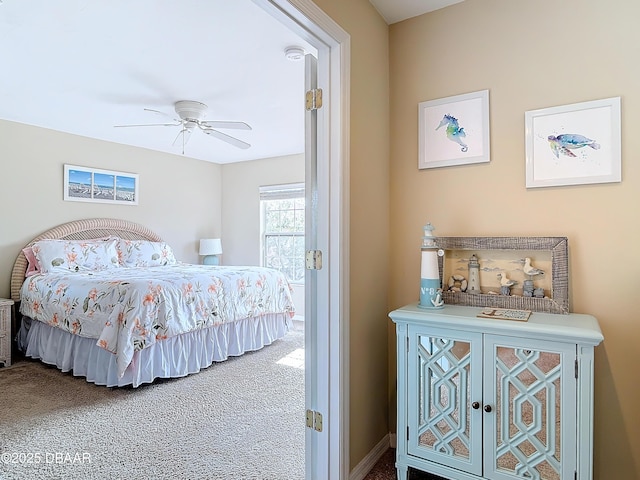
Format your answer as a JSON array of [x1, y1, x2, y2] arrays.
[[306, 250, 323, 270], [306, 409, 323, 432], [407, 426, 410, 441], [575, 359, 578, 379], [305, 88, 323, 111]]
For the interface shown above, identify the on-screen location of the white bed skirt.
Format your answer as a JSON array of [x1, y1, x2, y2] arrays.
[[18, 314, 292, 388]]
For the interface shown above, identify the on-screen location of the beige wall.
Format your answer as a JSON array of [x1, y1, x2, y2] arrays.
[[0, 119, 222, 298], [389, 0, 640, 478], [220, 153, 304, 266]]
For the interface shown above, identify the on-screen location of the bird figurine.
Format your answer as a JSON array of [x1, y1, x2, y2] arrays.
[[497, 272, 517, 288], [523, 257, 545, 277], [547, 134, 600, 159]]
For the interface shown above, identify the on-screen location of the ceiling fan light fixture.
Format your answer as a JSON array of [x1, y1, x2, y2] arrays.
[[284, 46, 305, 61], [174, 100, 208, 121]]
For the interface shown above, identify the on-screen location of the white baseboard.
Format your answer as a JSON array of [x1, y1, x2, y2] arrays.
[[349, 434, 391, 480]]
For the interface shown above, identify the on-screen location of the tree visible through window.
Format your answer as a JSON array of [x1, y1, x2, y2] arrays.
[[260, 183, 305, 283]]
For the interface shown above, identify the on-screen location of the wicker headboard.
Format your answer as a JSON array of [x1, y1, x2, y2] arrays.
[[11, 218, 163, 301]]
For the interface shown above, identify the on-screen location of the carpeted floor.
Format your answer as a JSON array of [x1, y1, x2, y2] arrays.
[[0, 324, 305, 480]]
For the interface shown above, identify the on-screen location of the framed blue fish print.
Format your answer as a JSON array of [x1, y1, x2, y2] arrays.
[[525, 97, 621, 188], [418, 89, 490, 169]]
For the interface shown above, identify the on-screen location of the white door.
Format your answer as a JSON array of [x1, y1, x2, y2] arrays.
[[304, 52, 329, 479], [252, 1, 350, 478]]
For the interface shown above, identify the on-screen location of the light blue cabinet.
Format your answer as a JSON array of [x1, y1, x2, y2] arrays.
[[389, 304, 603, 480]]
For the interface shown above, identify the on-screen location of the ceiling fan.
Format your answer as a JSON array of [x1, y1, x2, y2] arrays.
[[114, 100, 251, 151]]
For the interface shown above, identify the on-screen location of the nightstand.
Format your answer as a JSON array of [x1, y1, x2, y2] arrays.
[[0, 298, 14, 367]]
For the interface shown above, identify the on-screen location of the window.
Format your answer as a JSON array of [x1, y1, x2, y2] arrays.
[[260, 183, 305, 283]]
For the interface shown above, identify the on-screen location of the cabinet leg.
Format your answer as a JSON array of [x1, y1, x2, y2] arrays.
[[396, 463, 408, 480]]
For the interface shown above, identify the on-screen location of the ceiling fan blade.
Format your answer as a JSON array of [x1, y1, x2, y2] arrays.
[[200, 121, 252, 131], [203, 128, 251, 149], [114, 122, 182, 128], [144, 108, 173, 117]]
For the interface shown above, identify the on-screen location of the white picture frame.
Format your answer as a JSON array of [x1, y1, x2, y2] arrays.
[[525, 97, 621, 188], [64, 164, 139, 205], [418, 89, 490, 169]]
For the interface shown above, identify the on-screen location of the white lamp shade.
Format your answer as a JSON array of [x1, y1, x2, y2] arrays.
[[199, 238, 223, 256]]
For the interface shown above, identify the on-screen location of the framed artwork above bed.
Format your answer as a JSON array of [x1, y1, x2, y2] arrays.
[[64, 164, 139, 205]]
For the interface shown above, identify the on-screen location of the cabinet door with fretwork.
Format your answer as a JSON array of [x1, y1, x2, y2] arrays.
[[483, 335, 577, 480], [407, 325, 484, 476]]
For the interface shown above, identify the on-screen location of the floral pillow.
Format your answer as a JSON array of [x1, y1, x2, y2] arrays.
[[116, 240, 177, 267], [32, 238, 121, 273], [22, 246, 41, 277]]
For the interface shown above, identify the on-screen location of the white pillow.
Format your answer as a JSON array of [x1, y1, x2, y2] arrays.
[[32, 238, 121, 273], [116, 239, 177, 267]]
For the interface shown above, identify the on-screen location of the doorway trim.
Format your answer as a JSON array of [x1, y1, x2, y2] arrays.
[[251, 0, 350, 478]]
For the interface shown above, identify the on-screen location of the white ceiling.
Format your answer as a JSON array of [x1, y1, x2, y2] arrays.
[[0, 0, 316, 164], [369, 0, 464, 24], [0, 1, 461, 165]]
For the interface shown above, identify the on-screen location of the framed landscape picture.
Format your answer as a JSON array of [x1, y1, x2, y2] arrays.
[[64, 165, 138, 205]]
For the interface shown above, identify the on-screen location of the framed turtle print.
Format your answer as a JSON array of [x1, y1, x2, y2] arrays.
[[525, 97, 621, 188], [418, 89, 490, 169]]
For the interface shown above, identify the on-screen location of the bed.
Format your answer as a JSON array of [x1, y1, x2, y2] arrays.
[[10, 218, 295, 387]]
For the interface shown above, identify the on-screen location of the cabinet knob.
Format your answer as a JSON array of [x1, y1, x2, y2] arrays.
[[484, 405, 492, 413], [472, 401, 480, 410]]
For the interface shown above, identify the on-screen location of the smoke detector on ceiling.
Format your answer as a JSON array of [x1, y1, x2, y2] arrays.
[[284, 46, 305, 61]]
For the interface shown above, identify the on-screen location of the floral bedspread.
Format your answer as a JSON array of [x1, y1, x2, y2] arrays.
[[20, 264, 295, 377]]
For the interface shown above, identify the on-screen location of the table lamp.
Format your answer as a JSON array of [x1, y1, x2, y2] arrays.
[[199, 238, 222, 265]]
